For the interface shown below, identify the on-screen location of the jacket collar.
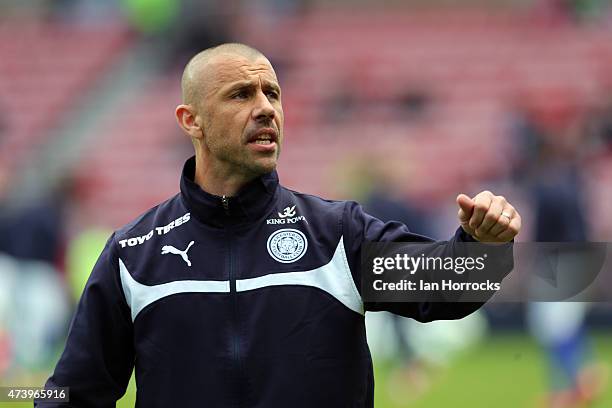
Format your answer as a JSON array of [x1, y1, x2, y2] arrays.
[[179, 156, 279, 227]]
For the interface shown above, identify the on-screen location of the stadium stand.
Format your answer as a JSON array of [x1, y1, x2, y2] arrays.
[[67, 8, 612, 228], [0, 20, 131, 177]]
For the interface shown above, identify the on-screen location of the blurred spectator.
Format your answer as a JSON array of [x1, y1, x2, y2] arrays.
[[0, 172, 64, 379], [532, 159, 588, 243], [523, 119, 608, 407], [0, 173, 71, 378], [528, 155, 588, 408], [0, 179, 72, 265]]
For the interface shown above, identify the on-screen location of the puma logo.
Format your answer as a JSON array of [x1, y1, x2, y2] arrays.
[[278, 205, 296, 218], [161, 241, 195, 266]]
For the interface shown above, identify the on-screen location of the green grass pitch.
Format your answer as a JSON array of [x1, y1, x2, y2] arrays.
[[5, 333, 609, 407]]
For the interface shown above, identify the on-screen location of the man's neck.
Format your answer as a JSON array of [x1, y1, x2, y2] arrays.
[[193, 155, 253, 197]]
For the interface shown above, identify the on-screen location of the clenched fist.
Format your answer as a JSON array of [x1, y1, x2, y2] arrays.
[[457, 191, 521, 242]]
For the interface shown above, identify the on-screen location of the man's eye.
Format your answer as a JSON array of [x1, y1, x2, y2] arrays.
[[266, 91, 279, 100], [233, 91, 249, 99]]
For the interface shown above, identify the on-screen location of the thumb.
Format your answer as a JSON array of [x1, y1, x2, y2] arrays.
[[456, 194, 474, 224]]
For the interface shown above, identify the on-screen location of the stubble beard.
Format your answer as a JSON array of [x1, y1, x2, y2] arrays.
[[206, 135, 280, 181]]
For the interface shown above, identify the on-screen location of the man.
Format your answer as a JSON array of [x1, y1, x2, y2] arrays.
[[38, 43, 521, 407]]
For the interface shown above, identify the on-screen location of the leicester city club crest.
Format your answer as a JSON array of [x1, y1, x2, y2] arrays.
[[267, 228, 308, 263]]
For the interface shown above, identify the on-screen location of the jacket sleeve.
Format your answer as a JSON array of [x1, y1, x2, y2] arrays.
[[36, 233, 134, 407], [342, 201, 511, 322]]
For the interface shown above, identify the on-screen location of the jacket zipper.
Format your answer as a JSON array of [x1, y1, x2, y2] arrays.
[[221, 195, 229, 214], [224, 197, 243, 406]]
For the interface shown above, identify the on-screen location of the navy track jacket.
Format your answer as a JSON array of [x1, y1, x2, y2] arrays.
[[39, 157, 511, 407]]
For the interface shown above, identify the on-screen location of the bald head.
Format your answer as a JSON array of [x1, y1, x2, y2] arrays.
[[181, 43, 267, 106], [174, 42, 284, 192]]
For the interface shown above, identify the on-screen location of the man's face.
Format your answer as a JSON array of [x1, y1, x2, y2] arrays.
[[196, 54, 284, 178]]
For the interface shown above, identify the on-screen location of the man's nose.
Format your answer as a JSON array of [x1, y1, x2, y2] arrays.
[[252, 91, 276, 122]]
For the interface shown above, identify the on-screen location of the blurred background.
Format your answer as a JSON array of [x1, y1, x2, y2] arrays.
[[1, 0, 611, 407]]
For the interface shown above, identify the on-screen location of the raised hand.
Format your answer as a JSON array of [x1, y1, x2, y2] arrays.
[[457, 191, 521, 242]]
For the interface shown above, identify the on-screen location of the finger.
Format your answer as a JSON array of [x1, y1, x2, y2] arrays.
[[488, 206, 514, 237], [456, 194, 474, 217], [475, 197, 505, 237], [456, 194, 474, 225], [496, 216, 521, 242], [458, 212, 477, 237], [469, 191, 492, 231]]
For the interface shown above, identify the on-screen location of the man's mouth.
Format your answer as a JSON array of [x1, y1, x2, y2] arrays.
[[248, 128, 278, 145]]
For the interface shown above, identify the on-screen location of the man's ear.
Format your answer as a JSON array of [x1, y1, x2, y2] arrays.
[[175, 104, 204, 140]]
